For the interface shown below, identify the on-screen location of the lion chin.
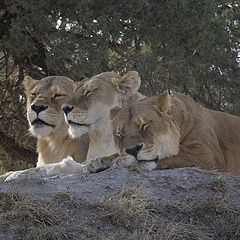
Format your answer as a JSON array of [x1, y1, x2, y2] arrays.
[[68, 125, 89, 138], [119, 154, 158, 171], [29, 123, 54, 138], [123, 157, 158, 171]]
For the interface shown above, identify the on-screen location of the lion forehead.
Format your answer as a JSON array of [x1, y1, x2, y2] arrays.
[[112, 104, 167, 143], [114, 104, 157, 125], [83, 79, 98, 90], [29, 76, 75, 95], [84, 72, 121, 88]]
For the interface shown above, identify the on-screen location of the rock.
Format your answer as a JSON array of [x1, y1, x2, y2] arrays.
[[0, 167, 239, 240]]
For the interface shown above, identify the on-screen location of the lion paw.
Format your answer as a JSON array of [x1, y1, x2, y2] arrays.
[[82, 161, 109, 173], [4, 167, 47, 182]]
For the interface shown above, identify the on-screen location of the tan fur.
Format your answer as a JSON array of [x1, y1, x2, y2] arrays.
[[63, 71, 145, 162], [110, 91, 240, 174], [1, 71, 143, 181], [24, 75, 89, 166]]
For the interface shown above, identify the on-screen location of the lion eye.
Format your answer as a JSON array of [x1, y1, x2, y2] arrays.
[[30, 93, 37, 98], [141, 123, 149, 131], [84, 90, 92, 96], [115, 132, 123, 138], [84, 88, 98, 96], [54, 94, 66, 99]]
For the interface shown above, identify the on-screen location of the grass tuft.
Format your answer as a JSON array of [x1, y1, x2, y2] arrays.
[[0, 185, 240, 240]]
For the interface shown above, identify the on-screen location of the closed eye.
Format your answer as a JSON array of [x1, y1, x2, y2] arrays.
[[84, 90, 92, 96], [115, 132, 123, 138], [54, 94, 67, 99], [29, 93, 37, 98], [84, 88, 98, 96], [141, 123, 149, 131]]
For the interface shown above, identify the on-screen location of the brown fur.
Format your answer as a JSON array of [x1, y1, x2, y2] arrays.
[[1, 71, 144, 181], [63, 71, 145, 162], [110, 91, 240, 174], [24, 75, 89, 166]]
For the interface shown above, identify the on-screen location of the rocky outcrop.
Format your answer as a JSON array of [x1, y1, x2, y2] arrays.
[[0, 167, 239, 240]]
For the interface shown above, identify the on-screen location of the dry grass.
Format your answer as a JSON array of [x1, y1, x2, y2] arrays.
[[97, 186, 149, 229], [0, 186, 240, 240], [0, 193, 61, 240], [0, 192, 80, 240], [95, 185, 240, 240], [96, 186, 210, 239], [0, 192, 22, 211], [0, 193, 61, 228]]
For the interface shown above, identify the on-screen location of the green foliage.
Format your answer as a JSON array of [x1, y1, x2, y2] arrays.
[[0, 0, 239, 170]]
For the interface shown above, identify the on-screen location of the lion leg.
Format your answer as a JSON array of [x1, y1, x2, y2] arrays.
[[44, 153, 119, 175], [4, 157, 90, 182], [44, 157, 90, 176], [156, 156, 197, 170], [156, 150, 217, 170], [4, 168, 48, 181], [4, 154, 119, 182]]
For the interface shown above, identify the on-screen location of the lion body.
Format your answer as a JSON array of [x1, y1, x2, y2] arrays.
[[167, 94, 240, 173], [24, 75, 89, 167], [1, 71, 144, 181], [111, 92, 240, 174], [63, 71, 145, 162]]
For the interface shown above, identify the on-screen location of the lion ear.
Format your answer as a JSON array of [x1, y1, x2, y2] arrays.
[[155, 90, 172, 115], [23, 76, 38, 92], [112, 71, 141, 95], [110, 106, 122, 120]]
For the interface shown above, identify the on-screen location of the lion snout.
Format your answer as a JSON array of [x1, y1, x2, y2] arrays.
[[31, 104, 48, 114], [62, 104, 74, 115], [125, 144, 143, 158]]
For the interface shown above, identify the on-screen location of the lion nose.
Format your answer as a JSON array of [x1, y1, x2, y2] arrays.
[[62, 105, 74, 115], [125, 144, 143, 158], [31, 104, 48, 114]]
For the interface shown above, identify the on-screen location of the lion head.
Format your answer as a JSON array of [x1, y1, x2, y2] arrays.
[[110, 91, 181, 170], [24, 76, 76, 138], [62, 71, 143, 139]]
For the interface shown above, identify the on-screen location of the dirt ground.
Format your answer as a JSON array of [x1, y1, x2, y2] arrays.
[[0, 167, 240, 240]]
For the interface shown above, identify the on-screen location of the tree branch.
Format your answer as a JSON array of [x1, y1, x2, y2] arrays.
[[0, 130, 37, 166]]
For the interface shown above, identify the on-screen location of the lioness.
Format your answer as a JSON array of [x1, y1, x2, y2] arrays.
[[63, 71, 145, 162], [24, 75, 89, 166], [2, 71, 144, 181], [109, 91, 240, 174], [0, 76, 89, 181]]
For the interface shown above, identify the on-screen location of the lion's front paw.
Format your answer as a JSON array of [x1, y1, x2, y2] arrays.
[[4, 167, 47, 182], [83, 160, 109, 173], [81, 155, 118, 174], [82, 162, 105, 173], [157, 160, 170, 170]]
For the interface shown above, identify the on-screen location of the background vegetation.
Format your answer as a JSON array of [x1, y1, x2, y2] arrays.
[[0, 0, 239, 173]]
